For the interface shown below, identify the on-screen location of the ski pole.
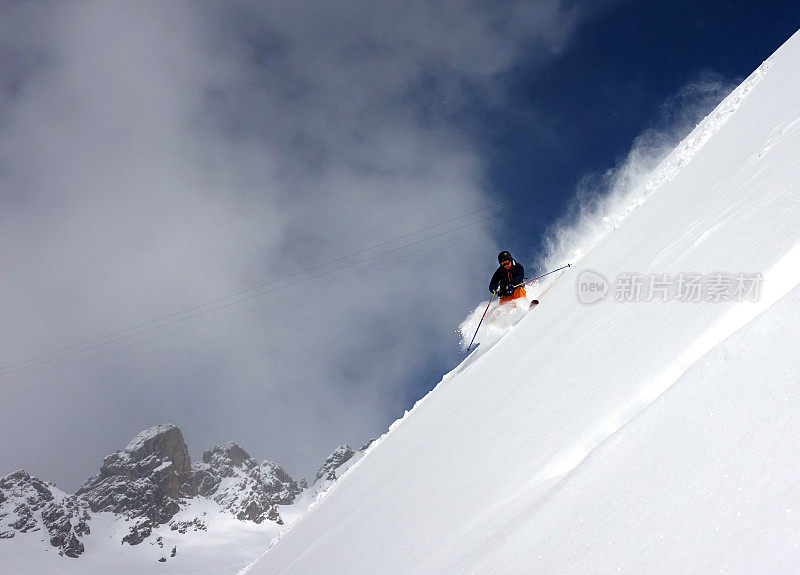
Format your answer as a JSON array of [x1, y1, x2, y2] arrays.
[[501, 264, 573, 292], [522, 263, 571, 286], [466, 291, 496, 353]]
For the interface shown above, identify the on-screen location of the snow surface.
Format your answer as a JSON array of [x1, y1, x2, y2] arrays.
[[250, 30, 800, 574]]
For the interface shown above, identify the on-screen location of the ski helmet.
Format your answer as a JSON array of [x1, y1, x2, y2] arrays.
[[498, 250, 513, 264]]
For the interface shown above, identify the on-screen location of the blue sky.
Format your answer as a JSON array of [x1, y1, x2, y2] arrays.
[[1, 2, 798, 490], [489, 0, 798, 259]]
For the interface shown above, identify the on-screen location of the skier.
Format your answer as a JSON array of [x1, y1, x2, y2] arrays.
[[489, 251, 527, 304]]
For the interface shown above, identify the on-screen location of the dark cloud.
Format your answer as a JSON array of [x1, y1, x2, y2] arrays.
[[0, 1, 592, 489]]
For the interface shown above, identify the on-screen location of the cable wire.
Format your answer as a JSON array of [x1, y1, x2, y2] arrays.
[[1, 203, 500, 377], [1, 225, 484, 385]]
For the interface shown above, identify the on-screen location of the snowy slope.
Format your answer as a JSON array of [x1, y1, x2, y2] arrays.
[[250, 30, 800, 574]]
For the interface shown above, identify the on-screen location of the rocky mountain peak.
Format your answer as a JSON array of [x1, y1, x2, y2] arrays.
[[0, 470, 55, 536], [308, 440, 377, 499], [193, 445, 302, 524], [0, 469, 89, 558], [315, 445, 355, 483], [75, 425, 197, 545], [202, 442, 254, 474], [2, 424, 373, 562], [123, 424, 192, 475]]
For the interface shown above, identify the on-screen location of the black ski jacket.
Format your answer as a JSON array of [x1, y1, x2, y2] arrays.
[[489, 260, 525, 296]]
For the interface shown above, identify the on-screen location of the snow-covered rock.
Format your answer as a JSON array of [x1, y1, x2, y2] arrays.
[[1, 424, 365, 571], [192, 442, 302, 524], [314, 445, 355, 484], [0, 470, 89, 557], [75, 424, 195, 545], [310, 440, 376, 499]]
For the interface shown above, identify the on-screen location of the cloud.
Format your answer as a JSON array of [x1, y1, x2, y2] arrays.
[[1, 0, 590, 489]]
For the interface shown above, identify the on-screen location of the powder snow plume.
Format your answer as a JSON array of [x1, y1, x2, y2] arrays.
[[536, 71, 751, 274], [457, 73, 749, 350], [457, 296, 531, 351]]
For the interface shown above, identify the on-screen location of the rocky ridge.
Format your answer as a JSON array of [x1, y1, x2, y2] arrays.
[[75, 425, 194, 545], [193, 442, 303, 524], [0, 470, 89, 557], [0, 425, 374, 560], [310, 439, 377, 498]]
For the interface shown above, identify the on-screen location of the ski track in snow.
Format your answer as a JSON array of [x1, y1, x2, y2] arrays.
[[536, 240, 800, 485]]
